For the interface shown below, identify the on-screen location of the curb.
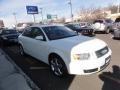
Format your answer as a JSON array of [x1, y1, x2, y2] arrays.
[[1, 49, 40, 90]]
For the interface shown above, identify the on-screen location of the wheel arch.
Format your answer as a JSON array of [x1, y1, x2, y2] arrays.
[[48, 52, 69, 73]]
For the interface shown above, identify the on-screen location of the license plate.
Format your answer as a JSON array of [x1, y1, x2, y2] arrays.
[[105, 56, 111, 64]]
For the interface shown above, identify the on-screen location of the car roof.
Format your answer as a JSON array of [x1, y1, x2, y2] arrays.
[[65, 23, 80, 25], [94, 19, 104, 21], [30, 24, 64, 28]]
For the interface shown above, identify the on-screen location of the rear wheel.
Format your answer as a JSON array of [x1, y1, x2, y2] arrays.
[[105, 28, 110, 34], [1, 39, 6, 47], [49, 55, 68, 77]]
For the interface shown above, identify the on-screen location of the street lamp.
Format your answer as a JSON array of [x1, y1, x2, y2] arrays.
[[39, 8, 43, 23], [68, 0, 73, 22], [117, 0, 120, 13], [13, 12, 17, 28]]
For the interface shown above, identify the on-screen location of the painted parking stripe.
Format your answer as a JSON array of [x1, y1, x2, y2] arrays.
[[30, 67, 49, 70]]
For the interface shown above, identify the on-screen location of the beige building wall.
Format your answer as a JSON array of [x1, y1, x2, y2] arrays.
[[108, 13, 120, 21]]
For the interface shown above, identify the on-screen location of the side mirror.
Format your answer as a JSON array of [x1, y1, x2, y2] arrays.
[[35, 36, 44, 40]]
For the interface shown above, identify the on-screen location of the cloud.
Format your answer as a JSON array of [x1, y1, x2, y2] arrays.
[[0, 0, 60, 27], [1, 0, 118, 27], [0, 0, 45, 27]]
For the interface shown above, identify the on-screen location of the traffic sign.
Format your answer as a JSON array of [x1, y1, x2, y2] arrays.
[[26, 6, 38, 14], [47, 14, 52, 19]]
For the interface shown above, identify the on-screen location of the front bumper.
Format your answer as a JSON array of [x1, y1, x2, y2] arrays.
[[95, 29, 106, 32], [3, 39, 18, 44], [113, 31, 120, 38], [81, 29, 94, 35], [68, 50, 111, 75]]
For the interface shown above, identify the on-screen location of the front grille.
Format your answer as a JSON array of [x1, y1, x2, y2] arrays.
[[84, 68, 98, 73], [7, 35, 18, 39], [96, 46, 109, 58], [82, 29, 93, 33]]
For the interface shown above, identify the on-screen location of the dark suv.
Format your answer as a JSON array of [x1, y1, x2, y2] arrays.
[[0, 29, 19, 46], [65, 23, 94, 36]]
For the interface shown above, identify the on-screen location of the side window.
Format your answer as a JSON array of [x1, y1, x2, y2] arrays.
[[22, 27, 32, 37], [30, 27, 46, 41]]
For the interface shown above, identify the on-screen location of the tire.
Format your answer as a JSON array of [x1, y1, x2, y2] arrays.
[[19, 45, 26, 56], [105, 28, 110, 34], [113, 36, 120, 40], [1, 39, 5, 47], [49, 55, 68, 77]]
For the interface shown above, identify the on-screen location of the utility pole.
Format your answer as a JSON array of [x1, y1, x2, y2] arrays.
[[68, 0, 73, 22], [117, 0, 120, 13], [13, 12, 17, 28], [40, 8, 43, 23], [32, 14, 36, 23]]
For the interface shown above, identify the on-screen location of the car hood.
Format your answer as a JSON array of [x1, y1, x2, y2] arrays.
[[2, 34, 19, 38], [49, 35, 107, 53]]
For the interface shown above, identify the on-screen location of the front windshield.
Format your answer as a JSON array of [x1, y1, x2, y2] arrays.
[[66, 24, 81, 30], [73, 24, 81, 29], [42, 26, 77, 40]]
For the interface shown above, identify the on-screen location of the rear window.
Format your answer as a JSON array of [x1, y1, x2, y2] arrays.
[[93, 20, 103, 23], [105, 19, 113, 23]]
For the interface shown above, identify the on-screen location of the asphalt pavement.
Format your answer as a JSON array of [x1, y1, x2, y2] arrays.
[[1, 33, 120, 90]]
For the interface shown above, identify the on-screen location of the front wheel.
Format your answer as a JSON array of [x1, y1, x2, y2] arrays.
[[19, 45, 26, 56], [49, 55, 68, 77]]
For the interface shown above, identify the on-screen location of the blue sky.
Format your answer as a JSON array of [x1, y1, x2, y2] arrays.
[[0, 0, 119, 27]]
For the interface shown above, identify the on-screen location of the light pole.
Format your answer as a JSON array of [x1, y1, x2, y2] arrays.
[[68, 0, 73, 22], [117, 0, 120, 13], [39, 8, 43, 23], [13, 12, 17, 28], [32, 14, 36, 23]]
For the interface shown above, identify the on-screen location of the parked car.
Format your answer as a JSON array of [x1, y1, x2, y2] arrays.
[[92, 19, 113, 34], [65, 23, 95, 36], [112, 17, 120, 39], [79, 22, 88, 28], [112, 29, 120, 39], [18, 25, 112, 77], [0, 29, 19, 46]]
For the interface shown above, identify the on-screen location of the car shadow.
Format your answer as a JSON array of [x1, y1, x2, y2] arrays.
[[2, 45, 75, 90], [95, 31, 107, 34], [112, 38, 120, 40], [82, 34, 96, 37], [99, 65, 120, 90]]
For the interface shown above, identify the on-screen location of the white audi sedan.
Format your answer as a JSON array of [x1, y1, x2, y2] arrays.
[[18, 24, 112, 77]]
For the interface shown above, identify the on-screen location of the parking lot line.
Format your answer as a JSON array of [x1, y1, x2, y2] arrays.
[[30, 67, 49, 70], [101, 74, 120, 84], [25, 58, 36, 64]]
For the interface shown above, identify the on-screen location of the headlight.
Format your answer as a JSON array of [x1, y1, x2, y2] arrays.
[[73, 53, 90, 60]]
